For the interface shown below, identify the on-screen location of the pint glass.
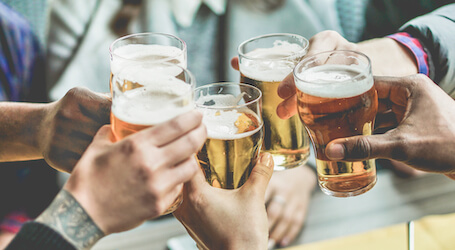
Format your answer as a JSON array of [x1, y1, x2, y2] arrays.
[[195, 83, 263, 189], [109, 32, 187, 91], [111, 62, 194, 213], [294, 50, 378, 197], [238, 33, 310, 170]]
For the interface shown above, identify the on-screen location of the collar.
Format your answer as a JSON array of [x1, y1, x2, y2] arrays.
[[171, 0, 227, 27]]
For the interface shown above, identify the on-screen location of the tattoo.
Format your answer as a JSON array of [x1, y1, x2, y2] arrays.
[[36, 189, 105, 249]]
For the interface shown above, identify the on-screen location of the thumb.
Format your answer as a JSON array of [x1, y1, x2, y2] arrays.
[[325, 133, 397, 162], [242, 153, 274, 195]]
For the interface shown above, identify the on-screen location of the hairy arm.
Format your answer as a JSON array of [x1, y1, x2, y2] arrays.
[[35, 189, 104, 250], [0, 102, 46, 161]]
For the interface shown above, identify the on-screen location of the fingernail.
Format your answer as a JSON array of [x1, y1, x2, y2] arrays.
[[260, 153, 273, 168], [276, 105, 289, 119], [280, 237, 291, 247], [267, 239, 276, 250], [326, 143, 345, 160]]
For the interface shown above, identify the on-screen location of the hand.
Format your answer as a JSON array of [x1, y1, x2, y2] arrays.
[[325, 75, 455, 179], [275, 30, 419, 120], [37, 87, 111, 173], [265, 165, 316, 248], [173, 153, 275, 250], [64, 110, 207, 234]]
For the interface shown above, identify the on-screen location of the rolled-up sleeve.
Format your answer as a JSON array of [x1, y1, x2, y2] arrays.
[[399, 4, 455, 98]]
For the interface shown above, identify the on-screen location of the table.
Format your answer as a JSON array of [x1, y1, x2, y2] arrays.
[[92, 169, 455, 250]]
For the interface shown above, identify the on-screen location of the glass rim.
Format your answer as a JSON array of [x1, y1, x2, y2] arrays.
[[194, 82, 262, 109], [109, 32, 187, 62], [112, 61, 195, 102], [237, 33, 309, 61], [293, 49, 372, 84]]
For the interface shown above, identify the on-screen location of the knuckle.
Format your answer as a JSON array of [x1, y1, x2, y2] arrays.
[[346, 137, 372, 159], [119, 138, 140, 155], [169, 118, 185, 133]]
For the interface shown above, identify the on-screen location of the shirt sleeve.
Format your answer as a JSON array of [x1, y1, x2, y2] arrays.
[[397, 3, 455, 98], [386, 32, 429, 76], [5, 222, 77, 250]]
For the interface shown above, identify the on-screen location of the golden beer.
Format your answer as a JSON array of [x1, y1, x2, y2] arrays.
[[111, 63, 194, 213], [195, 83, 263, 189], [295, 54, 378, 197], [198, 113, 263, 189], [238, 33, 310, 170]]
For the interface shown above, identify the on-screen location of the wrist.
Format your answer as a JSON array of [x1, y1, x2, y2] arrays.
[[0, 102, 47, 161], [357, 37, 419, 76], [36, 189, 104, 250]]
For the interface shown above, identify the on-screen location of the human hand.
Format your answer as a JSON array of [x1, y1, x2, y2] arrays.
[[325, 75, 455, 179], [38, 87, 111, 173], [173, 153, 274, 250], [64, 110, 207, 234], [265, 165, 316, 248], [275, 30, 419, 120]]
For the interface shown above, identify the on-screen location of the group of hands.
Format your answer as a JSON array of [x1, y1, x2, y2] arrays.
[[4, 30, 455, 249]]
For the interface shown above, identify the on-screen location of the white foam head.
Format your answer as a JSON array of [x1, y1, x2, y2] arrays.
[[112, 70, 192, 125], [295, 64, 373, 98], [111, 44, 186, 74], [196, 94, 262, 140], [240, 40, 305, 82]]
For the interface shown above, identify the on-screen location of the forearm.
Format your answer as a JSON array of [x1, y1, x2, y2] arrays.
[[357, 37, 418, 77], [35, 189, 104, 250], [0, 102, 47, 161]]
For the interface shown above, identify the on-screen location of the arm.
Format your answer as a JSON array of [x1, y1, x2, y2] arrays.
[[398, 3, 455, 97], [7, 111, 207, 249], [0, 102, 47, 162], [0, 87, 111, 173]]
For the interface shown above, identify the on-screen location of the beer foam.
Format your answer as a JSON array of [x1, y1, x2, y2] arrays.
[[116, 65, 187, 92], [240, 40, 305, 82], [111, 44, 186, 74], [295, 64, 373, 98], [112, 77, 192, 125], [196, 94, 261, 140]]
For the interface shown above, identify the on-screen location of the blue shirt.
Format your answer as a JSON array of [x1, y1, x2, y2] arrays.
[[0, 1, 43, 101]]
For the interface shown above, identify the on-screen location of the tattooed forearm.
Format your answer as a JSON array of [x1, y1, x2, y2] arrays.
[[36, 189, 104, 249]]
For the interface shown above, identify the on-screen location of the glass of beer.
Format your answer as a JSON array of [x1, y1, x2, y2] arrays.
[[111, 62, 194, 213], [109, 32, 187, 91], [238, 33, 310, 171], [195, 83, 263, 189], [294, 50, 378, 197]]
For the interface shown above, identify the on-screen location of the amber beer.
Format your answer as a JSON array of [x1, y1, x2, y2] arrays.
[[294, 51, 378, 197], [238, 33, 310, 170], [195, 83, 263, 189], [111, 63, 194, 213]]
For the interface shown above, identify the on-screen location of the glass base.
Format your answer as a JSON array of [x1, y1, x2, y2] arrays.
[[272, 153, 310, 171], [319, 177, 377, 197]]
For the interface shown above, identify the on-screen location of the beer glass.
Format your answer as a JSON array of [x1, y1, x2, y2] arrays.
[[294, 50, 378, 197], [109, 32, 187, 91], [238, 33, 310, 171], [195, 83, 263, 189], [111, 62, 194, 213]]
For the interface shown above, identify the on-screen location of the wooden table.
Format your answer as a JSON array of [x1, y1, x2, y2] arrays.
[[92, 169, 455, 250]]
